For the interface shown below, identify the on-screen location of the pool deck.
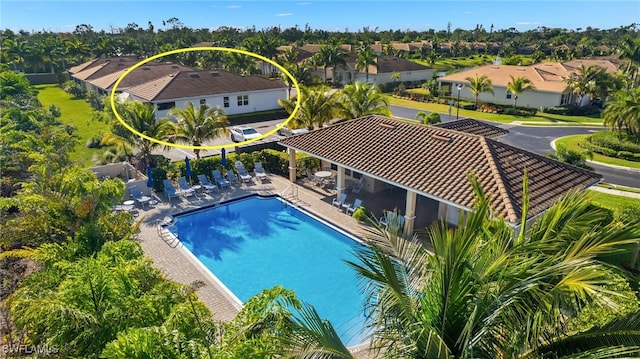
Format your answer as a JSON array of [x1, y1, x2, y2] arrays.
[[136, 174, 375, 357]]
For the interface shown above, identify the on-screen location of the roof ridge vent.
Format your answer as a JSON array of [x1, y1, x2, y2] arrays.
[[189, 72, 200, 78], [431, 134, 452, 142], [210, 71, 219, 76]]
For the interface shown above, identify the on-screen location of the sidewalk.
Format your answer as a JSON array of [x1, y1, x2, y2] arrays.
[[589, 186, 640, 199]]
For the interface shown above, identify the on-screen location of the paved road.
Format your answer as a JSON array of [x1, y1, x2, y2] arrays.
[[390, 105, 640, 188]]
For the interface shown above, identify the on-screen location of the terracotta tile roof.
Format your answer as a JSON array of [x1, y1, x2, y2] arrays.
[[434, 118, 509, 138], [374, 56, 431, 73], [124, 69, 288, 101], [439, 59, 619, 94], [88, 63, 194, 91], [279, 116, 600, 223]]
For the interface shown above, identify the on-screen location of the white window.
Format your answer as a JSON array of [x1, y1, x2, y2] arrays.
[[506, 91, 512, 99], [223, 96, 229, 108], [157, 102, 175, 110], [560, 93, 570, 105], [237, 95, 249, 106], [200, 98, 206, 105]]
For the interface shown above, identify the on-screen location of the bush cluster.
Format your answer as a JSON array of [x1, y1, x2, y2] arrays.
[[539, 105, 601, 116], [581, 131, 640, 162]]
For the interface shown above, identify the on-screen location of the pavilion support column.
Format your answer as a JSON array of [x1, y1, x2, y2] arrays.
[[404, 190, 417, 236], [336, 166, 346, 197], [288, 149, 297, 183]]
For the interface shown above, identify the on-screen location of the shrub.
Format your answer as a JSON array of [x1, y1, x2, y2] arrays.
[[421, 112, 441, 125], [62, 80, 87, 98], [352, 206, 369, 222], [589, 131, 640, 153]]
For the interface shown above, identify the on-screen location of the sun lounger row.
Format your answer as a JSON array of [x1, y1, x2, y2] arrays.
[[332, 193, 363, 216]]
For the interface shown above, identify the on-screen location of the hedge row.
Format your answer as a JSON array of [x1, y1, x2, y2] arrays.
[[581, 141, 640, 162], [588, 131, 640, 153], [153, 149, 320, 191], [539, 105, 601, 116]]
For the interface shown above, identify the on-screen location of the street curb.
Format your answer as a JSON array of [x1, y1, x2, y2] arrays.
[[550, 139, 640, 174]]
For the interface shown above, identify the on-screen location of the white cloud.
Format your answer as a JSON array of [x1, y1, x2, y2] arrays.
[[226, 5, 242, 9], [297, 2, 311, 5], [276, 12, 293, 17]]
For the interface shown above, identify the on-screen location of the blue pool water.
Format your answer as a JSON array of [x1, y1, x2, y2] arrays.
[[173, 195, 367, 346]]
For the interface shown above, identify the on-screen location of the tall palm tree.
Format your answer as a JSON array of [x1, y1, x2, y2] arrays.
[[465, 73, 494, 108], [565, 64, 606, 106], [603, 87, 640, 140], [100, 101, 175, 170], [168, 102, 229, 159], [278, 86, 338, 130], [355, 45, 377, 82], [282, 63, 313, 98], [316, 45, 347, 84], [338, 81, 391, 120], [616, 36, 640, 87], [506, 75, 536, 108]]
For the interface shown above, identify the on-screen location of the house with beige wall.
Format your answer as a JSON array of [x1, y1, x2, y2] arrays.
[[438, 59, 618, 109]]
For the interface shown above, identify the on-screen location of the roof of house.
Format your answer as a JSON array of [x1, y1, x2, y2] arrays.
[[70, 57, 141, 81], [88, 63, 194, 91], [438, 59, 619, 94], [124, 69, 288, 102], [434, 118, 509, 138], [372, 56, 432, 73], [279, 115, 601, 223]]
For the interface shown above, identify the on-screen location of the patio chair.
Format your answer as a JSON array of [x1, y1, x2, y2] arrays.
[[197, 174, 219, 193], [379, 211, 397, 227], [127, 185, 152, 208], [226, 171, 239, 185], [306, 168, 322, 186], [162, 179, 179, 201], [177, 176, 196, 199], [211, 170, 231, 189], [351, 176, 365, 194], [234, 161, 253, 183], [254, 162, 268, 182], [332, 193, 347, 208], [344, 198, 362, 216]]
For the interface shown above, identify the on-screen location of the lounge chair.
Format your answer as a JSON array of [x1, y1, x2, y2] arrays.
[[127, 185, 152, 208], [234, 161, 253, 183], [379, 211, 397, 227], [197, 174, 219, 193], [211, 170, 231, 189], [162, 179, 179, 201], [332, 193, 347, 208], [344, 198, 362, 216], [177, 177, 196, 198], [254, 162, 268, 182], [226, 171, 239, 185]]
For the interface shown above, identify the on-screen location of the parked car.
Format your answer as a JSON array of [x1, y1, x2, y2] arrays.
[[277, 126, 309, 136], [230, 126, 261, 142]]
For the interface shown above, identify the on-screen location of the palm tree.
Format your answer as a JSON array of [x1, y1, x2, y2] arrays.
[[355, 46, 377, 82], [168, 102, 229, 159], [282, 63, 313, 98], [506, 75, 535, 108], [100, 101, 175, 170], [616, 36, 640, 86], [343, 177, 640, 358], [465, 73, 494, 108], [316, 45, 347, 84], [338, 82, 391, 120], [415, 111, 441, 124], [278, 86, 338, 130], [603, 87, 640, 140], [565, 64, 606, 106]]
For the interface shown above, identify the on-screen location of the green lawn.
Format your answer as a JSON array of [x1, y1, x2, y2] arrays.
[[411, 55, 534, 72], [554, 134, 640, 169], [386, 95, 603, 124], [36, 84, 109, 165], [586, 189, 640, 213]]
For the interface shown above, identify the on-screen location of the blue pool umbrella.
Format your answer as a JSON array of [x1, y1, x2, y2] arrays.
[[146, 165, 153, 188], [185, 156, 192, 182], [221, 148, 227, 167]]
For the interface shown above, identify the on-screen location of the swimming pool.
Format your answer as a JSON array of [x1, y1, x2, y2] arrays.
[[172, 195, 367, 346]]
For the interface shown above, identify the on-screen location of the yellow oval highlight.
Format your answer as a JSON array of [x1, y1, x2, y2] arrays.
[[109, 47, 300, 150]]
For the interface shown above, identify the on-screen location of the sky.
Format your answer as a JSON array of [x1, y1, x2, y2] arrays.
[[1, 0, 638, 34]]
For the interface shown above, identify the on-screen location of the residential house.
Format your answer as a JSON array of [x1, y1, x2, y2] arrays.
[[120, 69, 289, 118], [69, 57, 141, 92], [438, 59, 618, 109]]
